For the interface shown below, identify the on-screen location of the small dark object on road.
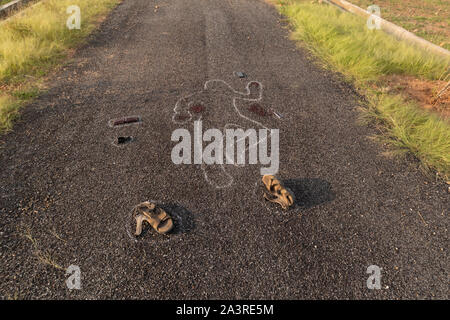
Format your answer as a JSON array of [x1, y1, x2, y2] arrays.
[[235, 71, 247, 78], [113, 116, 140, 126], [118, 136, 133, 144], [270, 109, 283, 119]]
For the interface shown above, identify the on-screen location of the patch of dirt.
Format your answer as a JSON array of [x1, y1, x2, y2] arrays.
[[381, 75, 450, 119]]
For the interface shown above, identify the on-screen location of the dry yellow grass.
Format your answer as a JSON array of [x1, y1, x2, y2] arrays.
[[0, 0, 120, 133], [277, 0, 450, 178]]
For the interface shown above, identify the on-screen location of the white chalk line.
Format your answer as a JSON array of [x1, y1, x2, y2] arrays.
[[172, 79, 280, 189]]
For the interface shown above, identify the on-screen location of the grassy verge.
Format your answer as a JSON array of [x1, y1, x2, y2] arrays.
[[0, 0, 120, 133], [350, 0, 450, 51], [0, 0, 14, 6], [275, 0, 450, 179]]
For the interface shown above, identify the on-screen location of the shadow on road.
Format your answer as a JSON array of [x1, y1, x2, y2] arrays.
[[283, 178, 335, 209], [159, 203, 196, 235]]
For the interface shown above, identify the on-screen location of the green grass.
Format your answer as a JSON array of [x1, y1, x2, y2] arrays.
[[279, 1, 448, 82], [351, 0, 450, 50], [0, 0, 14, 6], [364, 93, 450, 175], [0, 95, 20, 133], [0, 0, 120, 134], [276, 0, 450, 179]]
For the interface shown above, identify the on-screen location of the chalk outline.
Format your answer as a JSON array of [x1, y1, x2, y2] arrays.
[[172, 79, 280, 189]]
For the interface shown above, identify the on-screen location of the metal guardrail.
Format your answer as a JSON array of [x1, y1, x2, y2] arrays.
[[325, 0, 450, 61], [0, 0, 35, 19]]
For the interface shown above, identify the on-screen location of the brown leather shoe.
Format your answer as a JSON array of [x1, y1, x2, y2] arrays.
[[262, 175, 294, 210], [134, 201, 174, 235]]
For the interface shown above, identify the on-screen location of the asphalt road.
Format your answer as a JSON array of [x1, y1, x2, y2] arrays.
[[0, 0, 448, 299]]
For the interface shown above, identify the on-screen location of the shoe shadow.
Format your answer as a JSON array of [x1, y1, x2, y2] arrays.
[[282, 178, 335, 209], [158, 203, 196, 235]]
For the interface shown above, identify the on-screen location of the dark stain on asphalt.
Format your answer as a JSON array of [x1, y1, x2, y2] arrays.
[[190, 104, 205, 113], [248, 103, 268, 116], [117, 136, 133, 144]]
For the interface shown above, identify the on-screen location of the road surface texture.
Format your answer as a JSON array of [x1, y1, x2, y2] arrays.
[[0, 0, 448, 299]]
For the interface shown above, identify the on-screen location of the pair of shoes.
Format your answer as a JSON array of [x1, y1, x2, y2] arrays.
[[262, 175, 295, 210], [134, 175, 294, 237], [134, 201, 174, 236]]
